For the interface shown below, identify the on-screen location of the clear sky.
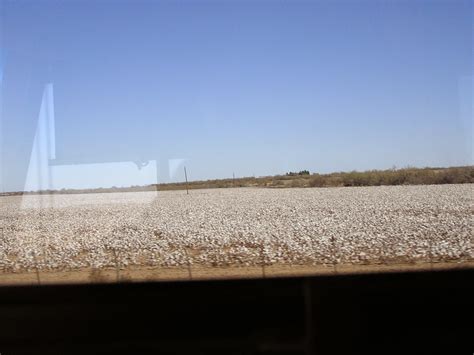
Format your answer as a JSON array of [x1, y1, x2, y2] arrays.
[[1, 0, 472, 192]]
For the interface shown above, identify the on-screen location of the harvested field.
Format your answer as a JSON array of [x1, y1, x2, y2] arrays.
[[0, 185, 472, 283]]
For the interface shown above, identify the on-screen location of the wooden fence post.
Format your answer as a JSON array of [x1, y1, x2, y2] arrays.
[[113, 248, 120, 282]]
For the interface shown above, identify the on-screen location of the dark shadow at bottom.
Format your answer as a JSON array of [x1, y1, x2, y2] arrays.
[[0, 269, 472, 355]]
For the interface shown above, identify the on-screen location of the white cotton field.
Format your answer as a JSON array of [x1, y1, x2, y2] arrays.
[[0, 185, 472, 272]]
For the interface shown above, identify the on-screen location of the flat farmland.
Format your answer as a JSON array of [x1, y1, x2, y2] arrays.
[[0, 185, 472, 284]]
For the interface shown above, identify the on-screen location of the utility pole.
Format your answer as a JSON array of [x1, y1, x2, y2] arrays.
[[233, 172, 235, 187], [184, 166, 189, 195]]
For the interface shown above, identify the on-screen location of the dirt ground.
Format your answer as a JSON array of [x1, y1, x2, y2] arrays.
[[1, 261, 473, 286]]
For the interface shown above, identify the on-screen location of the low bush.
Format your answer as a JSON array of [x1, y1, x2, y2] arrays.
[[8, 166, 472, 196]]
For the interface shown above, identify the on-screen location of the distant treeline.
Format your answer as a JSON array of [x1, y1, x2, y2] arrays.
[[157, 166, 473, 190], [286, 170, 310, 176], [307, 166, 474, 188], [1, 166, 472, 196]]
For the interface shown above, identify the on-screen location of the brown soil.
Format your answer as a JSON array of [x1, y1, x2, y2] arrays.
[[0, 261, 472, 286]]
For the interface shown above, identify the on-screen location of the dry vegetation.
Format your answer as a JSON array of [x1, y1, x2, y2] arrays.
[[152, 166, 474, 192], [2, 166, 472, 196]]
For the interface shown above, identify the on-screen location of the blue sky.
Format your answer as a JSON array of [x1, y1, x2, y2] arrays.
[[1, 0, 472, 191]]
